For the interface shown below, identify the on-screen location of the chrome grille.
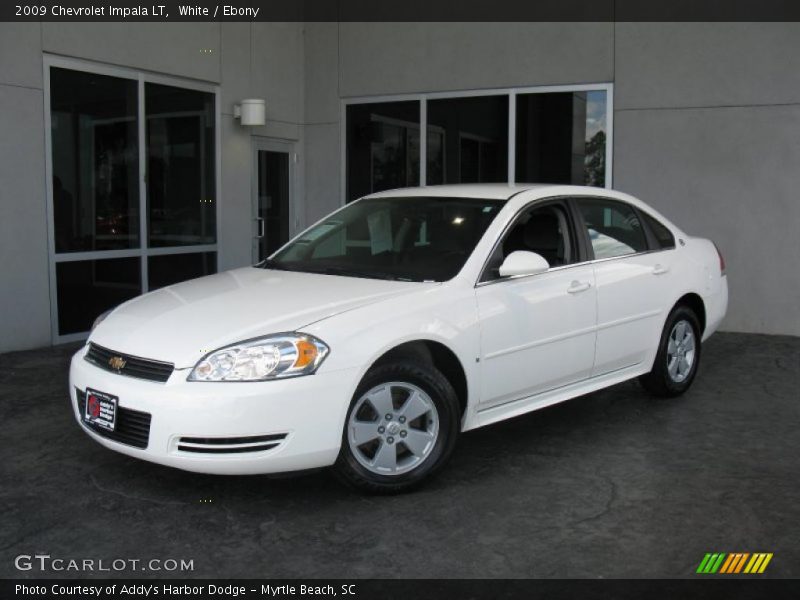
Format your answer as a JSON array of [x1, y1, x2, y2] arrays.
[[85, 343, 174, 383]]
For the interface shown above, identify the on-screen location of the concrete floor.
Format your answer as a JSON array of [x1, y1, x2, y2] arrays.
[[1, 332, 798, 579]]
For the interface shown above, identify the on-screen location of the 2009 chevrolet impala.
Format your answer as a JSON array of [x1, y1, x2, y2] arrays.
[[70, 184, 728, 493]]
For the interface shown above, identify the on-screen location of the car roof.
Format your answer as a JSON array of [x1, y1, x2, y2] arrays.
[[363, 183, 619, 201], [363, 183, 550, 200]]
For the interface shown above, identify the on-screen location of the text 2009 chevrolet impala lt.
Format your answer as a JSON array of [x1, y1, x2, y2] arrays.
[[70, 184, 728, 493]]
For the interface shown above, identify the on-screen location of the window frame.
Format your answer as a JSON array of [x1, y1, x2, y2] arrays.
[[572, 194, 677, 263], [476, 193, 681, 288], [638, 210, 677, 251], [476, 195, 592, 286], [44, 55, 221, 343], [341, 83, 614, 206]]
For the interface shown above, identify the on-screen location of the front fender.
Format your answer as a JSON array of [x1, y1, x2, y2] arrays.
[[302, 283, 482, 421]]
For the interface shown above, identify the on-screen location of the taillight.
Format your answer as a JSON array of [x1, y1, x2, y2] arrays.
[[713, 242, 726, 275]]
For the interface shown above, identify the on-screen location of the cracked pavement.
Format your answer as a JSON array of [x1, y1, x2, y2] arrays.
[[1, 333, 798, 578]]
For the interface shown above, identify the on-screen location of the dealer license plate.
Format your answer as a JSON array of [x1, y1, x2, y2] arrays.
[[84, 389, 117, 431]]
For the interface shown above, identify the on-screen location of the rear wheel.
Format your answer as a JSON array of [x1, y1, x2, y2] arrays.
[[639, 305, 702, 397], [334, 360, 459, 494]]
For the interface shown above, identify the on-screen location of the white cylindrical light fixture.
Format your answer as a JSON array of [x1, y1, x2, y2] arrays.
[[236, 98, 266, 126]]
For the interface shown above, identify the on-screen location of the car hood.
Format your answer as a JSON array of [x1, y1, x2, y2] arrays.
[[90, 267, 426, 369]]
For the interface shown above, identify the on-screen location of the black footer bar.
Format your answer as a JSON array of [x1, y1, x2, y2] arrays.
[[4, 578, 800, 600]]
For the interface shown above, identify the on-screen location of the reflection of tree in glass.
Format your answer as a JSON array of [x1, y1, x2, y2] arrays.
[[584, 130, 606, 188], [587, 227, 634, 259], [372, 122, 422, 191], [373, 143, 404, 191]]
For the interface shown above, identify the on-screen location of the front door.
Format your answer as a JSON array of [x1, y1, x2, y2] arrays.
[[475, 201, 597, 408], [253, 140, 294, 262]]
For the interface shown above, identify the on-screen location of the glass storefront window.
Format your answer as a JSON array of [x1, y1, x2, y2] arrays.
[[148, 253, 216, 290], [346, 87, 609, 197], [49, 64, 218, 339], [56, 258, 141, 335], [427, 95, 509, 185], [146, 83, 216, 247], [516, 90, 607, 187], [50, 67, 139, 253], [346, 101, 421, 202]]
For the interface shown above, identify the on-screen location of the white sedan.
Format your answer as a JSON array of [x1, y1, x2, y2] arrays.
[[70, 184, 728, 493]]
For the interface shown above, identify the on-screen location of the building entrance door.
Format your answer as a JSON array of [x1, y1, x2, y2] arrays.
[[253, 140, 294, 263]]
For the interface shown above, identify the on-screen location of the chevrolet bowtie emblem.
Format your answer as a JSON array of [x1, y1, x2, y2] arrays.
[[108, 356, 126, 371]]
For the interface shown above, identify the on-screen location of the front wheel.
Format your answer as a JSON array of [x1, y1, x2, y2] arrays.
[[639, 305, 702, 397], [334, 360, 460, 494]]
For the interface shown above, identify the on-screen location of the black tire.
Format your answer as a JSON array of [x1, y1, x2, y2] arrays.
[[334, 360, 460, 494], [639, 305, 702, 397]]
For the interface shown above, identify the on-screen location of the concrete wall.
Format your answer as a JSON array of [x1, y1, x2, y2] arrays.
[[303, 22, 800, 336], [303, 23, 341, 224], [0, 24, 50, 353], [614, 23, 800, 335], [0, 22, 305, 352], [0, 21, 797, 353]]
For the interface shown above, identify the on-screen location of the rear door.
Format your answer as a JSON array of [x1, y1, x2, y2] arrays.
[[573, 197, 677, 375]]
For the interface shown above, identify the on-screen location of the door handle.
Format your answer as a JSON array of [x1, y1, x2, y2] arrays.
[[567, 280, 592, 294], [255, 217, 265, 239], [652, 264, 670, 275]]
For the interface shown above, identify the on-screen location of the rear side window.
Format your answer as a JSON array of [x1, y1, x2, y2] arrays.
[[575, 198, 648, 259], [641, 212, 676, 250]]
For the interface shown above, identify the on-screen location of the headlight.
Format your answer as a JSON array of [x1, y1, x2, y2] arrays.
[[188, 333, 330, 382], [91, 309, 113, 333]]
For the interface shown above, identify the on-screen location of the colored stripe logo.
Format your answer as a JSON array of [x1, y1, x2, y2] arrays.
[[696, 552, 773, 574]]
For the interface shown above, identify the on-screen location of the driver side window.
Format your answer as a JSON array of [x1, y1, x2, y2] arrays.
[[481, 202, 575, 282]]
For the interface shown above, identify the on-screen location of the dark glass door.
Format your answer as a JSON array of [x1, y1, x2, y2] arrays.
[[254, 146, 291, 262]]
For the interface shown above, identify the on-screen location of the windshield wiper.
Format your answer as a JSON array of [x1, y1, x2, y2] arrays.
[[260, 259, 293, 271]]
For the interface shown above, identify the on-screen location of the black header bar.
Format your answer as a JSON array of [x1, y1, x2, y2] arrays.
[[3, 0, 800, 22]]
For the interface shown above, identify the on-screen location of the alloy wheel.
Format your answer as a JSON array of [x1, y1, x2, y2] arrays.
[[347, 382, 439, 476], [666, 319, 696, 383]]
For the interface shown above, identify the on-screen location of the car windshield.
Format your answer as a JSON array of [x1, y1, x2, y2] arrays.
[[264, 196, 505, 282]]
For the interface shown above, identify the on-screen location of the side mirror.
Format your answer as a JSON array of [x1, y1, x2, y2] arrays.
[[498, 250, 550, 278]]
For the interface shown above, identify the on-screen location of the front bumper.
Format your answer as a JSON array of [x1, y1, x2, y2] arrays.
[[69, 346, 358, 475]]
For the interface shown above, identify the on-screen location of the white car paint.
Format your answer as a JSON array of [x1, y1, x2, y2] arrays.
[[69, 184, 728, 475], [91, 268, 423, 368]]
